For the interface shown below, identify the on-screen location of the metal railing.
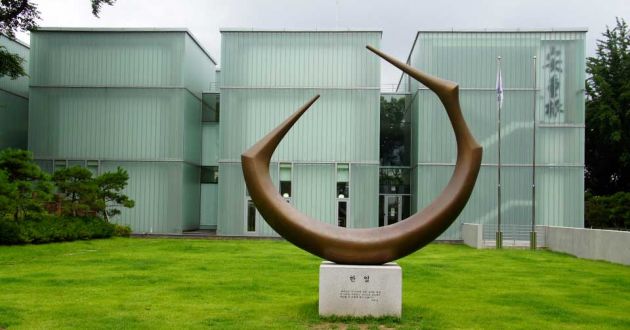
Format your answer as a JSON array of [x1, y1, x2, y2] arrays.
[[482, 223, 546, 248]]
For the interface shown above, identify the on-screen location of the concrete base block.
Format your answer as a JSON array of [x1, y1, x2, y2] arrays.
[[318, 262, 401, 317]]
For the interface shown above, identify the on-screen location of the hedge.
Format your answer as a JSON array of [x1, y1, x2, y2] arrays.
[[0, 216, 131, 245]]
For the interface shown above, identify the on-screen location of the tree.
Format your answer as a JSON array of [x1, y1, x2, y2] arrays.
[[585, 17, 630, 195], [51, 166, 134, 220], [0, 0, 115, 78], [52, 166, 101, 217], [94, 167, 134, 221], [0, 148, 52, 220]]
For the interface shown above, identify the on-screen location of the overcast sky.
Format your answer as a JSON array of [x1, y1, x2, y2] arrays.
[[15, 0, 630, 86]]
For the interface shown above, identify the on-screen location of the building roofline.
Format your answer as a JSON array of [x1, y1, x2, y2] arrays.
[[35, 27, 217, 65], [395, 27, 589, 91], [414, 27, 588, 33], [220, 27, 382, 34], [0, 33, 30, 49]]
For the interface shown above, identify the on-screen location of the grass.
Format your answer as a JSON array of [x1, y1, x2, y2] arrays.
[[0, 238, 628, 329]]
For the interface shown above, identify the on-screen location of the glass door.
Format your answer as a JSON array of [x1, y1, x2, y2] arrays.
[[245, 198, 259, 235], [382, 195, 402, 226]]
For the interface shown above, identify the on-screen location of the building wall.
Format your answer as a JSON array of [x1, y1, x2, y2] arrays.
[[402, 31, 585, 240], [0, 35, 29, 150], [218, 31, 381, 236], [28, 30, 216, 233]]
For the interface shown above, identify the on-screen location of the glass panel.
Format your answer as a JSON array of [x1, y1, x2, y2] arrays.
[[402, 195, 411, 220], [337, 182, 349, 199], [337, 163, 349, 182], [378, 195, 384, 227], [68, 160, 84, 168], [280, 181, 291, 198], [386, 196, 400, 225], [35, 160, 54, 174], [279, 163, 292, 181], [380, 95, 411, 166], [202, 93, 220, 122], [200, 166, 219, 184], [247, 200, 256, 232], [379, 167, 411, 194], [87, 161, 99, 175], [337, 201, 347, 227], [53, 160, 67, 171]]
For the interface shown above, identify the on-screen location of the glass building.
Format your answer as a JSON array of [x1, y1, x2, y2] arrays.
[[0, 27, 586, 240], [399, 30, 586, 240]]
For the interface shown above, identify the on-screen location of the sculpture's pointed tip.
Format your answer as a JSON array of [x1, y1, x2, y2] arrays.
[[305, 94, 320, 108]]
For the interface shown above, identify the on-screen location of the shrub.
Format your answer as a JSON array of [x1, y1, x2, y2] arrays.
[[0, 216, 121, 245], [113, 224, 132, 237], [585, 192, 630, 230], [0, 218, 24, 244]]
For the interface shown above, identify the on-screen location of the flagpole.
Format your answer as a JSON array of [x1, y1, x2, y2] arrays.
[[530, 55, 538, 250], [496, 56, 503, 249]]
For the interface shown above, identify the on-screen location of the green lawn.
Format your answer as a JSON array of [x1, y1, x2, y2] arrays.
[[0, 238, 628, 329]]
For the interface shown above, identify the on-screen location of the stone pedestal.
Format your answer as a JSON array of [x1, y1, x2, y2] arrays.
[[318, 262, 401, 317]]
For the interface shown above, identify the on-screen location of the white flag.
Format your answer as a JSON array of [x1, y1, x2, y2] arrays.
[[496, 63, 504, 107]]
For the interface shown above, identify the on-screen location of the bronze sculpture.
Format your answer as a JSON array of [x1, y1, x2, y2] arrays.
[[241, 45, 482, 265]]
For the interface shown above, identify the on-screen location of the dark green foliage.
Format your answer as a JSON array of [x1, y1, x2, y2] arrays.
[[0, 149, 52, 220], [0, 0, 115, 78], [51, 166, 134, 220], [0, 216, 131, 245], [585, 17, 630, 195], [52, 166, 101, 217], [95, 167, 134, 220], [585, 192, 630, 229], [0, 0, 39, 78], [0, 149, 134, 244], [0, 169, 18, 216], [0, 217, 21, 244], [0, 149, 134, 223], [0, 45, 26, 79], [0, 0, 40, 38]]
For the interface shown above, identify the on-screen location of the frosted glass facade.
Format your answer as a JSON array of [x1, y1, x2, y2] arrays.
[[2, 28, 586, 238], [28, 29, 216, 233], [218, 30, 381, 236], [399, 30, 586, 240]]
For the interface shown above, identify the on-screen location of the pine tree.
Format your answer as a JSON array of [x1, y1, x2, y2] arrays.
[[52, 166, 101, 217], [0, 149, 52, 220], [95, 167, 135, 221]]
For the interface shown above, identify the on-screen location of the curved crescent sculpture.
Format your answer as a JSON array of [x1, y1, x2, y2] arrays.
[[241, 45, 483, 265]]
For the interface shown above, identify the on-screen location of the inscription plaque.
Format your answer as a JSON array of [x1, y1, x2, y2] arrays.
[[318, 262, 401, 317]]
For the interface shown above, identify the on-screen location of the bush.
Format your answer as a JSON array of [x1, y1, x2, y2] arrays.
[[113, 224, 132, 237], [585, 192, 630, 230], [0, 218, 24, 244], [0, 216, 122, 245]]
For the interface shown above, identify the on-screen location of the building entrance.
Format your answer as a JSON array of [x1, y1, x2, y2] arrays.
[[379, 195, 410, 227], [383, 195, 402, 225]]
